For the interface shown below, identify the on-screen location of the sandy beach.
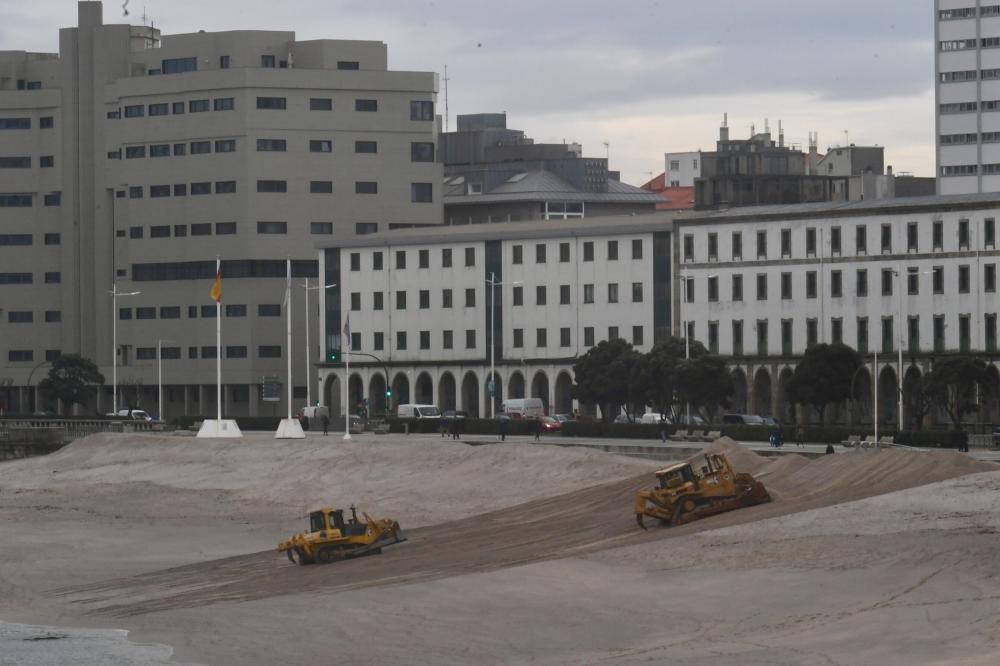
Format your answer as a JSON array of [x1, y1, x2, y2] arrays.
[[1, 432, 999, 665]]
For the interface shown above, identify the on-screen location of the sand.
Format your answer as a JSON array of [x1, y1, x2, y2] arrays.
[[1, 431, 999, 665]]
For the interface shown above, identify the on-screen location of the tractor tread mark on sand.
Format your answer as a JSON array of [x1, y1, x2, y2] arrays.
[[278, 505, 406, 565], [634, 452, 771, 529]]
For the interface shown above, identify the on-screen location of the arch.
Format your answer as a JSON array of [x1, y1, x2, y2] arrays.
[[369, 373, 387, 417], [981, 364, 1000, 426], [776, 367, 795, 424], [902, 366, 924, 430], [323, 374, 342, 419], [486, 371, 503, 417], [348, 374, 364, 415], [851, 366, 872, 425], [391, 372, 410, 407], [554, 371, 574, 415], [508, 371, 526, 400], [531, 370, 550, 414], [461, 371, 480, 418], [438, 372, 457, 411], [752, 368, 772, 417], [415, 371, 434, 405], [730, 368, 748, 414], [878, 365, 898, 425]]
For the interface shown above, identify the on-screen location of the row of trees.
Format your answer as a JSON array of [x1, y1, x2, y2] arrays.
[[572, 337, 995, 430]]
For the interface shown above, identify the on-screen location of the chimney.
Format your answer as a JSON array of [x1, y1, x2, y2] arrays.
[[807, 132, 819, 176], [778, 120, 784, 148], [887, 165, 893, 176], [719, 112, 729, 142]]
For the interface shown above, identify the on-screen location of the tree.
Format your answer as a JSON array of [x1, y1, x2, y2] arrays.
[[572, 339, 640, 422], [629, 337, 706, 419], [788, 343, 863, 423], [905, 372, 934, 431], [674, 354, 733, 421], [38, 354, 105, 416], [924, 357, 990, 429]]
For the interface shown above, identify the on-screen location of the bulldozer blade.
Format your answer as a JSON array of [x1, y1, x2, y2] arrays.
[[636, 514, 647, 530], [285, 549, 296, 564]]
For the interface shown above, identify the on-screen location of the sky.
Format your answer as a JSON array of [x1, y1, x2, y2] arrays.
[[4, 0, 935, 186]]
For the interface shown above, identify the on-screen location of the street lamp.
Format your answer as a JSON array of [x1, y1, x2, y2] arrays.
[[485, 272, 522, 419], [157, 338, 173, 422], [109, 284, 141, 415], [299, 279, 336, 408]]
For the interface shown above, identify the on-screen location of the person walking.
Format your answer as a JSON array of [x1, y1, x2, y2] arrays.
[[452, 415, 462, 441], [322, 413, 330, 436], [499, 415, 509, 442], [533, 415, 542, 442]]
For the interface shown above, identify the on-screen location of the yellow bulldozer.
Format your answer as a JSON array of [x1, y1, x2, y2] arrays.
[[278, 505, 406, 565], [634, 452, 771, 529]]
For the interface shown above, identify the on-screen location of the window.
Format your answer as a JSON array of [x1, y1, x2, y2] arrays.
[[0, 194, 32, 206], [607, 240, 619, 261], [310, 181, 333, 193], [396, 290, 407, 309], [7, 311, 32, 323], [171, 102, 185, 115], [986, 264, 997, 292], [535, 285, 547, 306], [512, 245, 523, 264], [465, 330, 476, 349], [881, 269, 894, 296], [987, 218, 997, 248], [119, 307, 132, 320], [256, 96, 286, 110], [373, 292, 384, 310], [536, 328, 548, 347], [215, 181, 236, 194], [356, 223, 378, 235], [442, 289, 452, 308], [732, 275, 743, 301], [959, 219, 970, 249], [373, 252, 383, 270], [310, 222, 333, 235], [683, 234, 694, 261], [931, 221, 943, 250], [40, 116, 53, 128], [707, 321, 719, 353], [125, 146, 146, 159], [583, 284, 594, 304], [418, 290, 429, 309], [0, 117, 31, 129], [856, 225, 867, 255], [442, 330, 453, 350], [988, 314, 999, 352], [396, 250, 406, 269], [257, 180, 286, 193], [830, 227, 841, 255], [780, 229, 792, 257], [310, 98, 332, 111], [258, 304, 281, 317], [411, 183, 433, 202], [129, 226, 144, 239], [189, 99, 210, 113], [215, 140, 236, 153], [150, 144, 170, 157], [556, 327, 571, 347], [191, 141, 211, 154], [756, 230, 767, 258], [933, 266, 945, 294], [416, 249, 429, 269], [409, 141, 435, 162], [256, 221, 287, 234], [536, 244, 547, 263], [355, 99, 378, 112], [463, 247, 475, 267], [856, 269, 868, 297], [756, 274, 767, 300], [632, 326, 644, 346], [124, 105, 144, 118], [9, 350, 33, 362], [608, 283, 619, 303], [226, 346, 247, 359], [780, 273, 792, 300], [150, 224, 170, 237], [882, 317, 894, 353], [191, 182, 211, 195], [513, 328, 524, 348], [44, 272, 60, 284], [219, 55, 230, 69], [880, 224, 892, 253], [396, 332, 407, 350], [906, 222, 918, 252], [583, 242, 594, 261], [466, 288, 477, 307], [136, 307, 156, 320], [560, 242, 571, 262], [213, 97, 234, 111], [805, 271, 817, 298], [44, 192, 61, 206], [355, 140, 377, 153], [908, 316, 920, 352], [421, 331, 431, 350], [410, 100, 434, 120], [45, 311, 61, 323], [173, 143, 186, 155], [373, 332, 385, 351], [907, 268, 920, 295], [831, 270, 843, 298], [442, 248, 452, 267], [191, 223, 211, 235], [707, 233, 718, 260], [806, 319, 819, 348], [258, 345, 281, 359], [757, 320, 769, 356], [781, 319, 793, 355], [933, 315, 946, 352], [225, 304, 247, 317], [632, 282, 644, 303], [257, 139, 287, 152], [959, 265, 971, 293], [731, 232, 742, 260], [732, 321, 744, 357], [356, 181, 378, 194], [560, 285, 571, 305], [583, 327, 595, 347], [44, 233, 60, 245], [831, 318, 843, 344]]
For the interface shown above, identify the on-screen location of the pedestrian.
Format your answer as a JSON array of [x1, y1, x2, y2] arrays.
[[452, 415, 461, 441], [301, 415, 309, 432], [795, 425, 805, 448], [499, 415, 509, 442], [322, 413, 329, 436], [659, 418, 668, 443], [825, 443, 835, 455], [534, 415, 542, 442]]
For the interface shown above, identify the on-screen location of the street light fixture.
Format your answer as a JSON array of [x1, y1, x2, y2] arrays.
[[109, 284, 141, 415], [157, 338, 173, 422], [299, 279, 336, 408], [485, 272, 522, 419]]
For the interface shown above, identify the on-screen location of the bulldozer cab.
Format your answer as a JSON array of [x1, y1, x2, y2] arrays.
[[656, 463, 696, 489], [310, 510, 327, 533]]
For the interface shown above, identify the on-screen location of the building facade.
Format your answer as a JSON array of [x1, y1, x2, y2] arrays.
[[676, 193, 1000, 426], [316, 214, 675, 419], [936, 0, 1000, 194], [0, 1, 441, 417]]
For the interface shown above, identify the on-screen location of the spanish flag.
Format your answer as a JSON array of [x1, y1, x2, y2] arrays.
[[210, 261, 222, 302]]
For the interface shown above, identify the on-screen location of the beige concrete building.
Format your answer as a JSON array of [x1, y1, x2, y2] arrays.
[[0, 1, 441, 418]]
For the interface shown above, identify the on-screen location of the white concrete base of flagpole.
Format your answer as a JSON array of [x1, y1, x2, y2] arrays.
[[275, 418, 305, 439], [196, 419, 243, 438], [343, 431, 352, 440]]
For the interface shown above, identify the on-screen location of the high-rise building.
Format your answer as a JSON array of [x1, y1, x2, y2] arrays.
[[0, 1, 441, 418], [935, 1, 1000, 194]]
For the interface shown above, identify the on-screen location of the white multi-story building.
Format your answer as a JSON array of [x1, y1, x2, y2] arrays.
[[935, 0, 1000, 194], [675, 193, 1000, 426], [315, 213, 675, 418], [664, 151, 701, 188], [0, 1, 441, 417]]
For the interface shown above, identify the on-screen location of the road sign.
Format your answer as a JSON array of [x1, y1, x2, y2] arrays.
[[262, 376, 281, 402]]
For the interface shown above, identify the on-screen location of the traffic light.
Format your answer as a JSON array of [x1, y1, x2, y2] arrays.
[[327, 349, 340, 363], [385, 389, 392, 397]]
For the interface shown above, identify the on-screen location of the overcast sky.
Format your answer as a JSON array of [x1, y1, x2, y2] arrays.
[[5, 0, 934, 185]]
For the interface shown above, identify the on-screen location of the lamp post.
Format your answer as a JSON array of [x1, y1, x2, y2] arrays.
[[157, 339, 173, 422], [299, 279, 336, 408], [109, 284, 141, 415], [485, 272, 522, 419]]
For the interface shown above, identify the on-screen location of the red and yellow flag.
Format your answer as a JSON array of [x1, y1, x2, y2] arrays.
[[210, 265, 222, 302]]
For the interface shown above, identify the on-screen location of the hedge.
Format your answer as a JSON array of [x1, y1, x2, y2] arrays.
[[389, 417, 540, 436]]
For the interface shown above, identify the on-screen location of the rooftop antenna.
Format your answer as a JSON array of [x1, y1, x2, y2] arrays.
[[778, 120, 784, 147], [443, 64, 450, 133], [750, 123, 755, 137], [844, 129, 849, 146], [602, 141, 610, 162], [122, 0, 129, 16]]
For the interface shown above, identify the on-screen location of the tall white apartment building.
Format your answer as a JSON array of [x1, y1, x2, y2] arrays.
[[0, 1, 441, 417], [936, 0, 1000, 194], [315, 213, 675, 419]]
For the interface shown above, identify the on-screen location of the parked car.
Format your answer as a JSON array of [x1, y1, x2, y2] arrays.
[[105, 409, 153, 422], [396, 404, 441, 419], [539, 416, 561, 432], [500, 398, 545, 418], [553, 413, 574, 423], [722, 413, 765, 425]]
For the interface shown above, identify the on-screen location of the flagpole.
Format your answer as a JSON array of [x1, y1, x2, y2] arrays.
[[215, 256, 222, 423], [286, 258, 293, 422], [344, 314, 351, 440]]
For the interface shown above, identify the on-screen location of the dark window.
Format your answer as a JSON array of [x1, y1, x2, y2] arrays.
[[513, 286, 523, 306], [411, 142, 435, 162], [536, 244, 546, 263], [258, 345, 281, 358], [632, 238, 643, 259], [608, 283, 619, 303], [732, 275, 743, 301], [396, 250, 406, 269], [226, 346, 248, 359], [881, 269, 894, 296], [173, 143, 186, 155], [256, 96, 287, 110], [0, 194, 32, 206], [355, 140, 377, 153], [756, 274, 768, 300], [731, 232, 742, 260], [261, 55, 276, 68], [907, 222, 918, 251], [933, 316, 945, 352], [464, 247, 475, 266], [757, 320, 769, 356], [190, 141, 211, 154], [831, 270, 842, 297], [0, 234, 31, 245], [396, 290, 407, 309], [418, 249, 429, 269], [856, 225, 867, 254], [583, 241, 594, 261], [781, 273, 792, 299], [373, 252, 383, 270], [213, 97, 234, 111], [337, 60, 360, 70], [986, 218, 996, 248], [215, 181, 237, 194], [129, 226, 143, 239], [560, 327, 572, 347], [683, 234, 694, 261], [512, 245, 523, 264], [149, 103, 169, 116], [150, 224, 170, 237], [220, 55, 230, 69], [466, 288, 477, 307], [191, 223, 211, 236], [396, 332, 407, 350], [881, 224, 892, 253], [7, 311, 32, 323], [441, 248, 452, 267], [373, 332, 384, 350], [310, 181, 333, 194], [419, 290, 430, 309], [311, 222, 333, 235], [191, 182, 211, 195], [310, 140, 332, 153], [882, 317, 894, 353], [136, 307, 156, 320], [257, 180, 287, 193], [257, 139, 287, 152], [373, 292, 384, 310], [959, 219, 970, 249], [201, 306, 217, 318], [830, 227, 841, 255], [150, 144, 170, 157], [43, 193, 60, 206], [257, 221, 287, 234], [119, 307, 132, 320], [780, 229, 792, 257], [857, 269, 868, 297], [215, 222, 236, 235], [756, 231, 767, 258], [986, 264, 997, 292], [535, 285, 547, 306], [959, 265, 971, 292], [411, 183, 433, 202], [442, 289, 452, 308], [410, 100, 434, 120], [707, 233, 718, 260], [173, 184, 187, 197], [781, 319, 793, 355], [355, 99, 378, 112], [0, 118, 31, 129], [189, 99, 209, 113], [607, 240, 619, 260], [45, 311, 61, 323], [933, 221, 943, 250], [172, 102, 185, 115], [310, 98, 332, 111], [162, 57, 197, 74], [44, 233, 60, 245], [933, 266, 944, 294], [159, 306, 180, 319], [39, 116, 53, 128], [465, 329, 476, 349], [513, 329, 524, 348], [806, 228, 817, 256], [8, 350, 33, 362], [806, 271, 817, 298], [355, 181, 378, 194], [124, 105, 144, 118], [583, 327, 594, 347], [215, 140, 236, 153], [125, 146, 146, 159], [537, 328, 548, 347]]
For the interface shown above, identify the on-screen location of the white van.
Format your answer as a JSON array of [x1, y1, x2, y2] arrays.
[[396, 404, 441, 419], [640, 412, 669, 425], [105, 409, 153, 422], [500, 398, 545, 418]]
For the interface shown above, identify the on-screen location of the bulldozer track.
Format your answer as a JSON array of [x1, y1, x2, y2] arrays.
[[53, 449, 997, 618]]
